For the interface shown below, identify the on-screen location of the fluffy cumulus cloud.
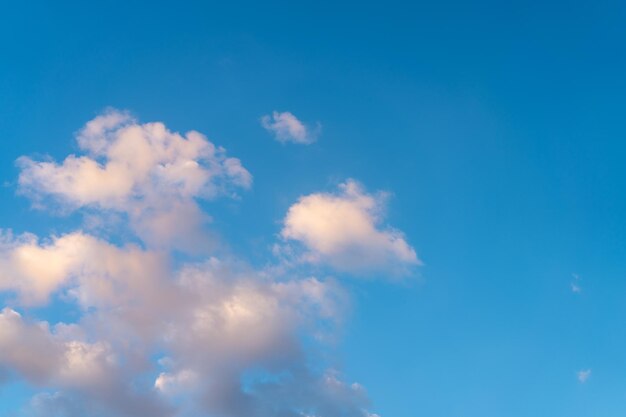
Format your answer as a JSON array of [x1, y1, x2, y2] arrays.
[[17, 109, 251, 251], [0, 110, 415, 417], [280, 180, 420, 275], [261, 111, 320, 144]]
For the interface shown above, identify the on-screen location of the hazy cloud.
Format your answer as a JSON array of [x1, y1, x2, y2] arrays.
[[571, 273, 582, 293], [578, 369, 591, 383], [261, 111, 320, 144]]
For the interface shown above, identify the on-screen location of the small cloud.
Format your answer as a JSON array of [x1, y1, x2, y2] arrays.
[[279, 179, 420, 276], [571, 273, 582, 293], [577, 369, 591, 383], [261, 111, 320, 144]]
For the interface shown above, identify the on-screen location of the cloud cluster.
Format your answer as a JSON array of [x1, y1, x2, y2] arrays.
[[261, 111, 320, 145], [0, 110, 416, 416], [0, 237, 358, 416], [280, 180, 420, 275]]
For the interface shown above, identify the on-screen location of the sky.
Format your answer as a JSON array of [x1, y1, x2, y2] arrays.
[[1, 0, 626, 416]]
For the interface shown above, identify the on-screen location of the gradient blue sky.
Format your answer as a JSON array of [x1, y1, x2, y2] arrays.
[[2, 1, 626, 416]]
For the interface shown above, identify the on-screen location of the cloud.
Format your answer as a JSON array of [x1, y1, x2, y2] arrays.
[[0, 231, 84, 306], [154, 369, 199, 396], [578, 369, 591, 383], [17, 109, 251, 252], [261, 111, 320, 144], [0, 110, 393, 417], [25, 392, 82, 417], [0, 308, 62, 383], [0, 308, 171, 417], [280, 179, 420, 275], [0, 239, 365, 416], [570, 273, 582, 293], [0, 230, 170, 307]]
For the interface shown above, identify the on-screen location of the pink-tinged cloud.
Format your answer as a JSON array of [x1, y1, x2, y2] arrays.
[[1, 110, 384, 417], [280, 179, 420, 276]]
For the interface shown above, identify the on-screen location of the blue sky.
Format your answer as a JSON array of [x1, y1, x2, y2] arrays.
[[2, 1, 626, 416]]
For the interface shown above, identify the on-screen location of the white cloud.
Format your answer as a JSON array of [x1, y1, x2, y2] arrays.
[[578, 369, 591, 383], [17, 109, 251, 252], [261, 111, 320, 144], [0, 231, 83, 305], [280, 179, 420, 275], [0, 230, 170, 307]]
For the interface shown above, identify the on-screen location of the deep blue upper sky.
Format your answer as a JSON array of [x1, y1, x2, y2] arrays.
[[2, 1, 626, 416]]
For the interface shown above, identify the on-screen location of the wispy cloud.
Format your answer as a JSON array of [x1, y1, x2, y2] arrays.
[[261, 111, 320, 144], [571, 273, 582, 293], [578, 369, 591, 383]]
